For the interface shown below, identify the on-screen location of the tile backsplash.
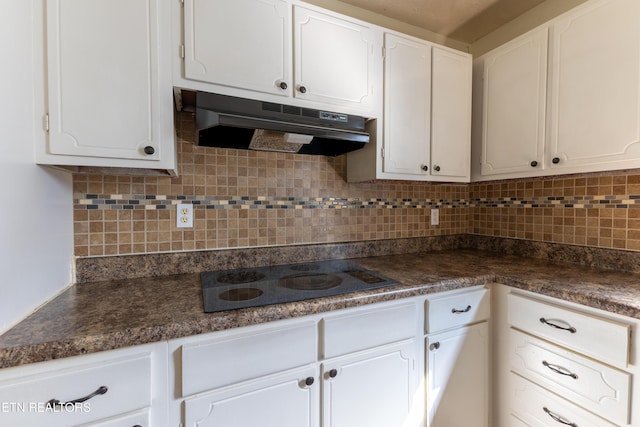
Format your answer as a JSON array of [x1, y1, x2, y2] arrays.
[[73, 112, 468, 257], [470, 173, 640, 251], [73, 112, 640, 257]]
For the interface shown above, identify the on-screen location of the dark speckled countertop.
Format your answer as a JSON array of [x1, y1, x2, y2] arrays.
[[1, 248, 640, 369]]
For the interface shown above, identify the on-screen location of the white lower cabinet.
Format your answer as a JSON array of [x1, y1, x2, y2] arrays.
[[424, 287, 491, 427], [426, 323, 489, 427], [493, 284, 639, 427], [183, 364, 318, 427], [0, 342, 167, 427], [322, 340, 416, 427], [170, 299, 423, 427]]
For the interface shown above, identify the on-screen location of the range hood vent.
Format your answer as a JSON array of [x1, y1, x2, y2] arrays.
[[194, 92, 370, 156]]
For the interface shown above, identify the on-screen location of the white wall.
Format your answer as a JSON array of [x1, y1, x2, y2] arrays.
[[0, 1, 74, 333]]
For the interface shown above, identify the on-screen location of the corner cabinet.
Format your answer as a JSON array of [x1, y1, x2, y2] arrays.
[[348, 32, 471, 183], [474, 0, 640, 181], [478, 27, 548, 178], [177, 0, 379, 116], [36, 0, 177, 175], [425, 287, 491, 427]]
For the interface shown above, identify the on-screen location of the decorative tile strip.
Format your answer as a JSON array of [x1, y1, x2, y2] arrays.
[[74, 195, 467, 210], [73, 194, 640, 211]]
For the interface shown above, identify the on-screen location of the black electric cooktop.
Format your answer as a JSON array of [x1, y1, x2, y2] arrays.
[[201, 260, 397, 313]]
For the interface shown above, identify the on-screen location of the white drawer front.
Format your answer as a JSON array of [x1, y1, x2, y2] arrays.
[[508, 293, 630, 367], [322, 302, 416, 359], [426, 287, 490, 333], [181, 320, 317, 396], [0, 351, 152, 427], [510, 329, 631, 425], [510, 373, 617, 427], [80, 408, 150, 426]]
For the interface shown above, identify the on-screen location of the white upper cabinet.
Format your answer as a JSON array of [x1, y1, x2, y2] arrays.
[[548, 0, 640, 171], [381, 33, 431, 177], [474, 0, 640, 180], [177, 0, 379, 116], [38, 0, 176, 175], [430, 46, 472, 181], [349, 32, 471, 182], [183, 0, 291, 96], [293, 6, 375, 111], [479, 27, 548, 177]]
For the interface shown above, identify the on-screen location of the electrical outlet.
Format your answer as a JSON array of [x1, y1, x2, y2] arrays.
[[177, 204, 193, 228], [430, 208, 439, 226]]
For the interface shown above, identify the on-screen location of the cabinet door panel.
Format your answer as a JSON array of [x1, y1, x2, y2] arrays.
[[46, 0, 162, 160], [549, 0, 640, 169], [322, 341, 417, 427], [426, 322, 489, 427], [382, 33, 431, 176], [183, 0, 290, 96], [294, 6, 374, 111], [184, 365, 318, 427], [481, 27, 548, 176], [430, 46, 471, 181]]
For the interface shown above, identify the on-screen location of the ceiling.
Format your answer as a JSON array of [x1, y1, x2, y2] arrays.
[[338, 0, 547, 43]]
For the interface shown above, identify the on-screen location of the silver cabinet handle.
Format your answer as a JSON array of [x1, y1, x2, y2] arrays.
[[542, 361, 578, 379], [429, 342, 440, 351], [540, 317, 577, 333], [451, 305, 471, 314], [543, 407, 578, 427], [46, 385, 108, 408]]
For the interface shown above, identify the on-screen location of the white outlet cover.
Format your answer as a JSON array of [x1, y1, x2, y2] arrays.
[[177, 203, 193, 228]]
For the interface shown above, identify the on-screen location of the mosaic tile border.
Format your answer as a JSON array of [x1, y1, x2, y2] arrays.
[[74, 194, 640, 210], [74, 194, 468, 210], [469, 195, 640, 209]]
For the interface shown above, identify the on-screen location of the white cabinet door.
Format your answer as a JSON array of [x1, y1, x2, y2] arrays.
[[382, 33, 431, 177], [293, 6, 375, 111], [426, 322, 489, 427], [184, 364, 318, 427], [43, 0, 174, 168], [183, 0, 291, 96], [548, 0, 640, 171], [430, 46, 472, 182], [322, 340, 418, 427], [480, 27, 548, 177]]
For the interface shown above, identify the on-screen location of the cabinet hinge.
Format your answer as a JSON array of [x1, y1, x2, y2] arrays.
[[179, 0, 184, 6], [380, 146, 385, 159], [382, 46, 385, 59], [179, 44, 185, 59], [44, 113, 50, 132]]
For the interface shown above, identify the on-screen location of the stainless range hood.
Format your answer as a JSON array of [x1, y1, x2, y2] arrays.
[[194, 92, 370, 156]]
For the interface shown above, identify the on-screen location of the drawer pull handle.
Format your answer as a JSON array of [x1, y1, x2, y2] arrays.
[[429, 342, 440, 351], [543, 407, 578, 427], [46, 385, 108, 408], [539, 318, 577, 333], [542, 360, 578, 379], [451, 305, 471, 314]]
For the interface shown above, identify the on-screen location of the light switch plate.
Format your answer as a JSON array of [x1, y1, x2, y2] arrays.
[[430, 208, 439, 226]]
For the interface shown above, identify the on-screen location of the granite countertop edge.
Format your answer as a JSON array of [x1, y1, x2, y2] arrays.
[[3, 248, 640, 369], [0, 276, 493, 369]]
